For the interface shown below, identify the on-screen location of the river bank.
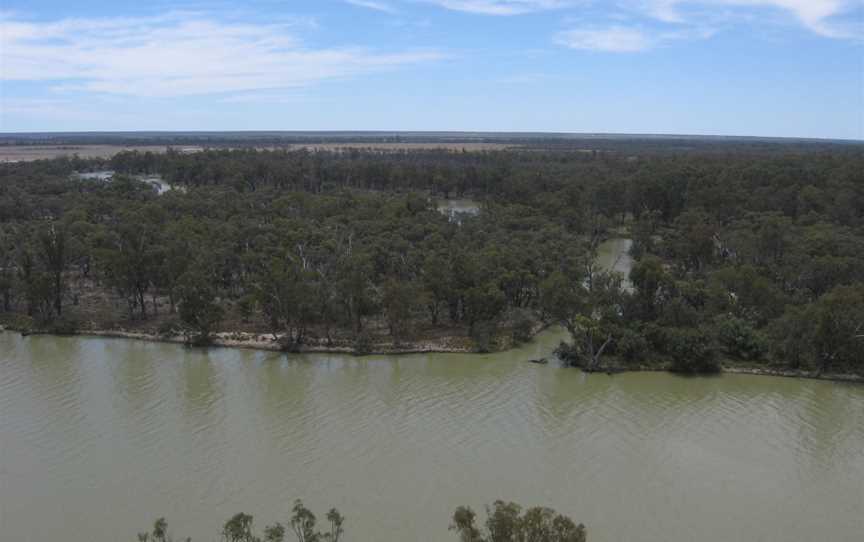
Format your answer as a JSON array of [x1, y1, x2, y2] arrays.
[[4, 324, 861, 384], [23, 328, 478, 355]]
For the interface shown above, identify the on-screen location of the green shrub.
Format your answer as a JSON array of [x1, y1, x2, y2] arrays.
[[0, 314, 35, 333], [471, 320, 497, 353], [666, 327, 719, 373], [510, 309, 535, 345], [615, 328, 650, 364], [157, 319, 180, 337], [45, 315, 81, 335], [641, 322, 670, 354], [553, 341, 584, 368], [713, 314, 767, 361], [352, 330, 374, 356]]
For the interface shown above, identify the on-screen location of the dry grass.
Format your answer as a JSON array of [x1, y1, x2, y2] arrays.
[[281, 142, 514, 152], [0, 145, 178, 162]]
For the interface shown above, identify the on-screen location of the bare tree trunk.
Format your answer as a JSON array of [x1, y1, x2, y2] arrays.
[[587, 334, 613, 372]]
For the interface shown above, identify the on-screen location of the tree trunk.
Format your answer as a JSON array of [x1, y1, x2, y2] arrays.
[[586, 334, 613, 372], [54, 273, 62, 316]]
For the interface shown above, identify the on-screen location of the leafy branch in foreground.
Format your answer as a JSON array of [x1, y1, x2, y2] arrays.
[[137, 500, 586, 541], [451, 501, 587, 542], [137, 500, 344, 542]]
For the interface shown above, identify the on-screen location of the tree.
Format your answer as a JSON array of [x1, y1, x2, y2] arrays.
[[253, 256, 315, 351], [137, 518, 190, 542], [810, 284, 864, 375], [541, 266, 622, 371], [15, 244, 54, 320], [38, 223, 68, 316], [666, 327, 719, 373], [223, 513, 258, 542], [335, 253, 378, 335], [290, 500, 344, 542], [451, 501, 587, 542], [713, 314, 767, 361], [768, 306, 814, 369], [137, 503, 344, 542], [628, 255, 672, 321], [422, 252, 452, 325], [463, 282, 506, 335], [96, 211, 161, 319], [382, 278, 420, 345], [177, 268, 224, 346]]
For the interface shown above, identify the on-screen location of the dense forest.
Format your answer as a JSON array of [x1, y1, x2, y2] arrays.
[[1, 143, 863, 376]]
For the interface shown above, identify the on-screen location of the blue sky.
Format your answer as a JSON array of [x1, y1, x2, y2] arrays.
[[1, 0, 862, 138]]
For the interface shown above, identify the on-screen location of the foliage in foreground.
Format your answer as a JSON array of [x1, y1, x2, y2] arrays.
[[138, 500, 344, 542], [136, 500, 586, 542], [451, 501, 587, 542]]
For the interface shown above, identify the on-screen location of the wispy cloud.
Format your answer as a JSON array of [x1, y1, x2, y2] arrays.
[[556, 23, 715, 51], [0, 12, 440, 97], [346, 0, 398, 13], [556, 25, 655, 51], [556, 0, 860, 53], [420, 0, 572, 15], [635, 0, 863, 38], [418, 0, 862, 35]]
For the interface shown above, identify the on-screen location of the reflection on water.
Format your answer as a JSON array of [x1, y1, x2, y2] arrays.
[[1, 330, 862, 542], [437, 199, 480, 222], [595, 238, 634, 289], [72, 171, 177, 194]]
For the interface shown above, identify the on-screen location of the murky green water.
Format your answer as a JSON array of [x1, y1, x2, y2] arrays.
[[596, 238, 635, 290], [1, 328, 862, 542]]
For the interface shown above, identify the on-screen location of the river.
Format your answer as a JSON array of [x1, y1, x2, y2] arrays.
[[1, 327, 862, 542]]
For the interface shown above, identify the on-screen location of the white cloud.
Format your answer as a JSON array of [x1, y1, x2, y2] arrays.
[[421, 0, 861, 33], [635, 0, 863, 38], [556, 25, 655, 51], [420, 0, 572, 15], [0, 13, 440, 97], [346, 0, 398, 13], [556, 0, 859, 54]]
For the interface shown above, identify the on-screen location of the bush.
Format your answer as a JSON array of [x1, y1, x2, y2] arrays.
[[554, 341, 577, 366], [45, 315, 81, 335], [767, 306, 813, 369], [352, 330, 374, 356], [277, 334, 303, 353], [666, 327, 719, 373], [236, 295, 256, 323], [157, 319, 180, 337], [0, 313, 35, 333], [615, 328, 650, 364], [510, 309, 535, 345], [641, 322, 670, 354], [471, 320, 497, 353], [713, 314, 767, 361]]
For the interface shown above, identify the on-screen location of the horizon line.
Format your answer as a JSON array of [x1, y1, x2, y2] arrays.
[[1, 130, 862, 144]]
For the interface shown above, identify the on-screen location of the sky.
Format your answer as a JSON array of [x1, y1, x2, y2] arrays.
[[0, 0, 862, 138]]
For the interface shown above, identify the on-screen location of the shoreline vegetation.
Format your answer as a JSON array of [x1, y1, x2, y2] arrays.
[[2, 139, 863, 383], [3, 325, 861, 384]]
